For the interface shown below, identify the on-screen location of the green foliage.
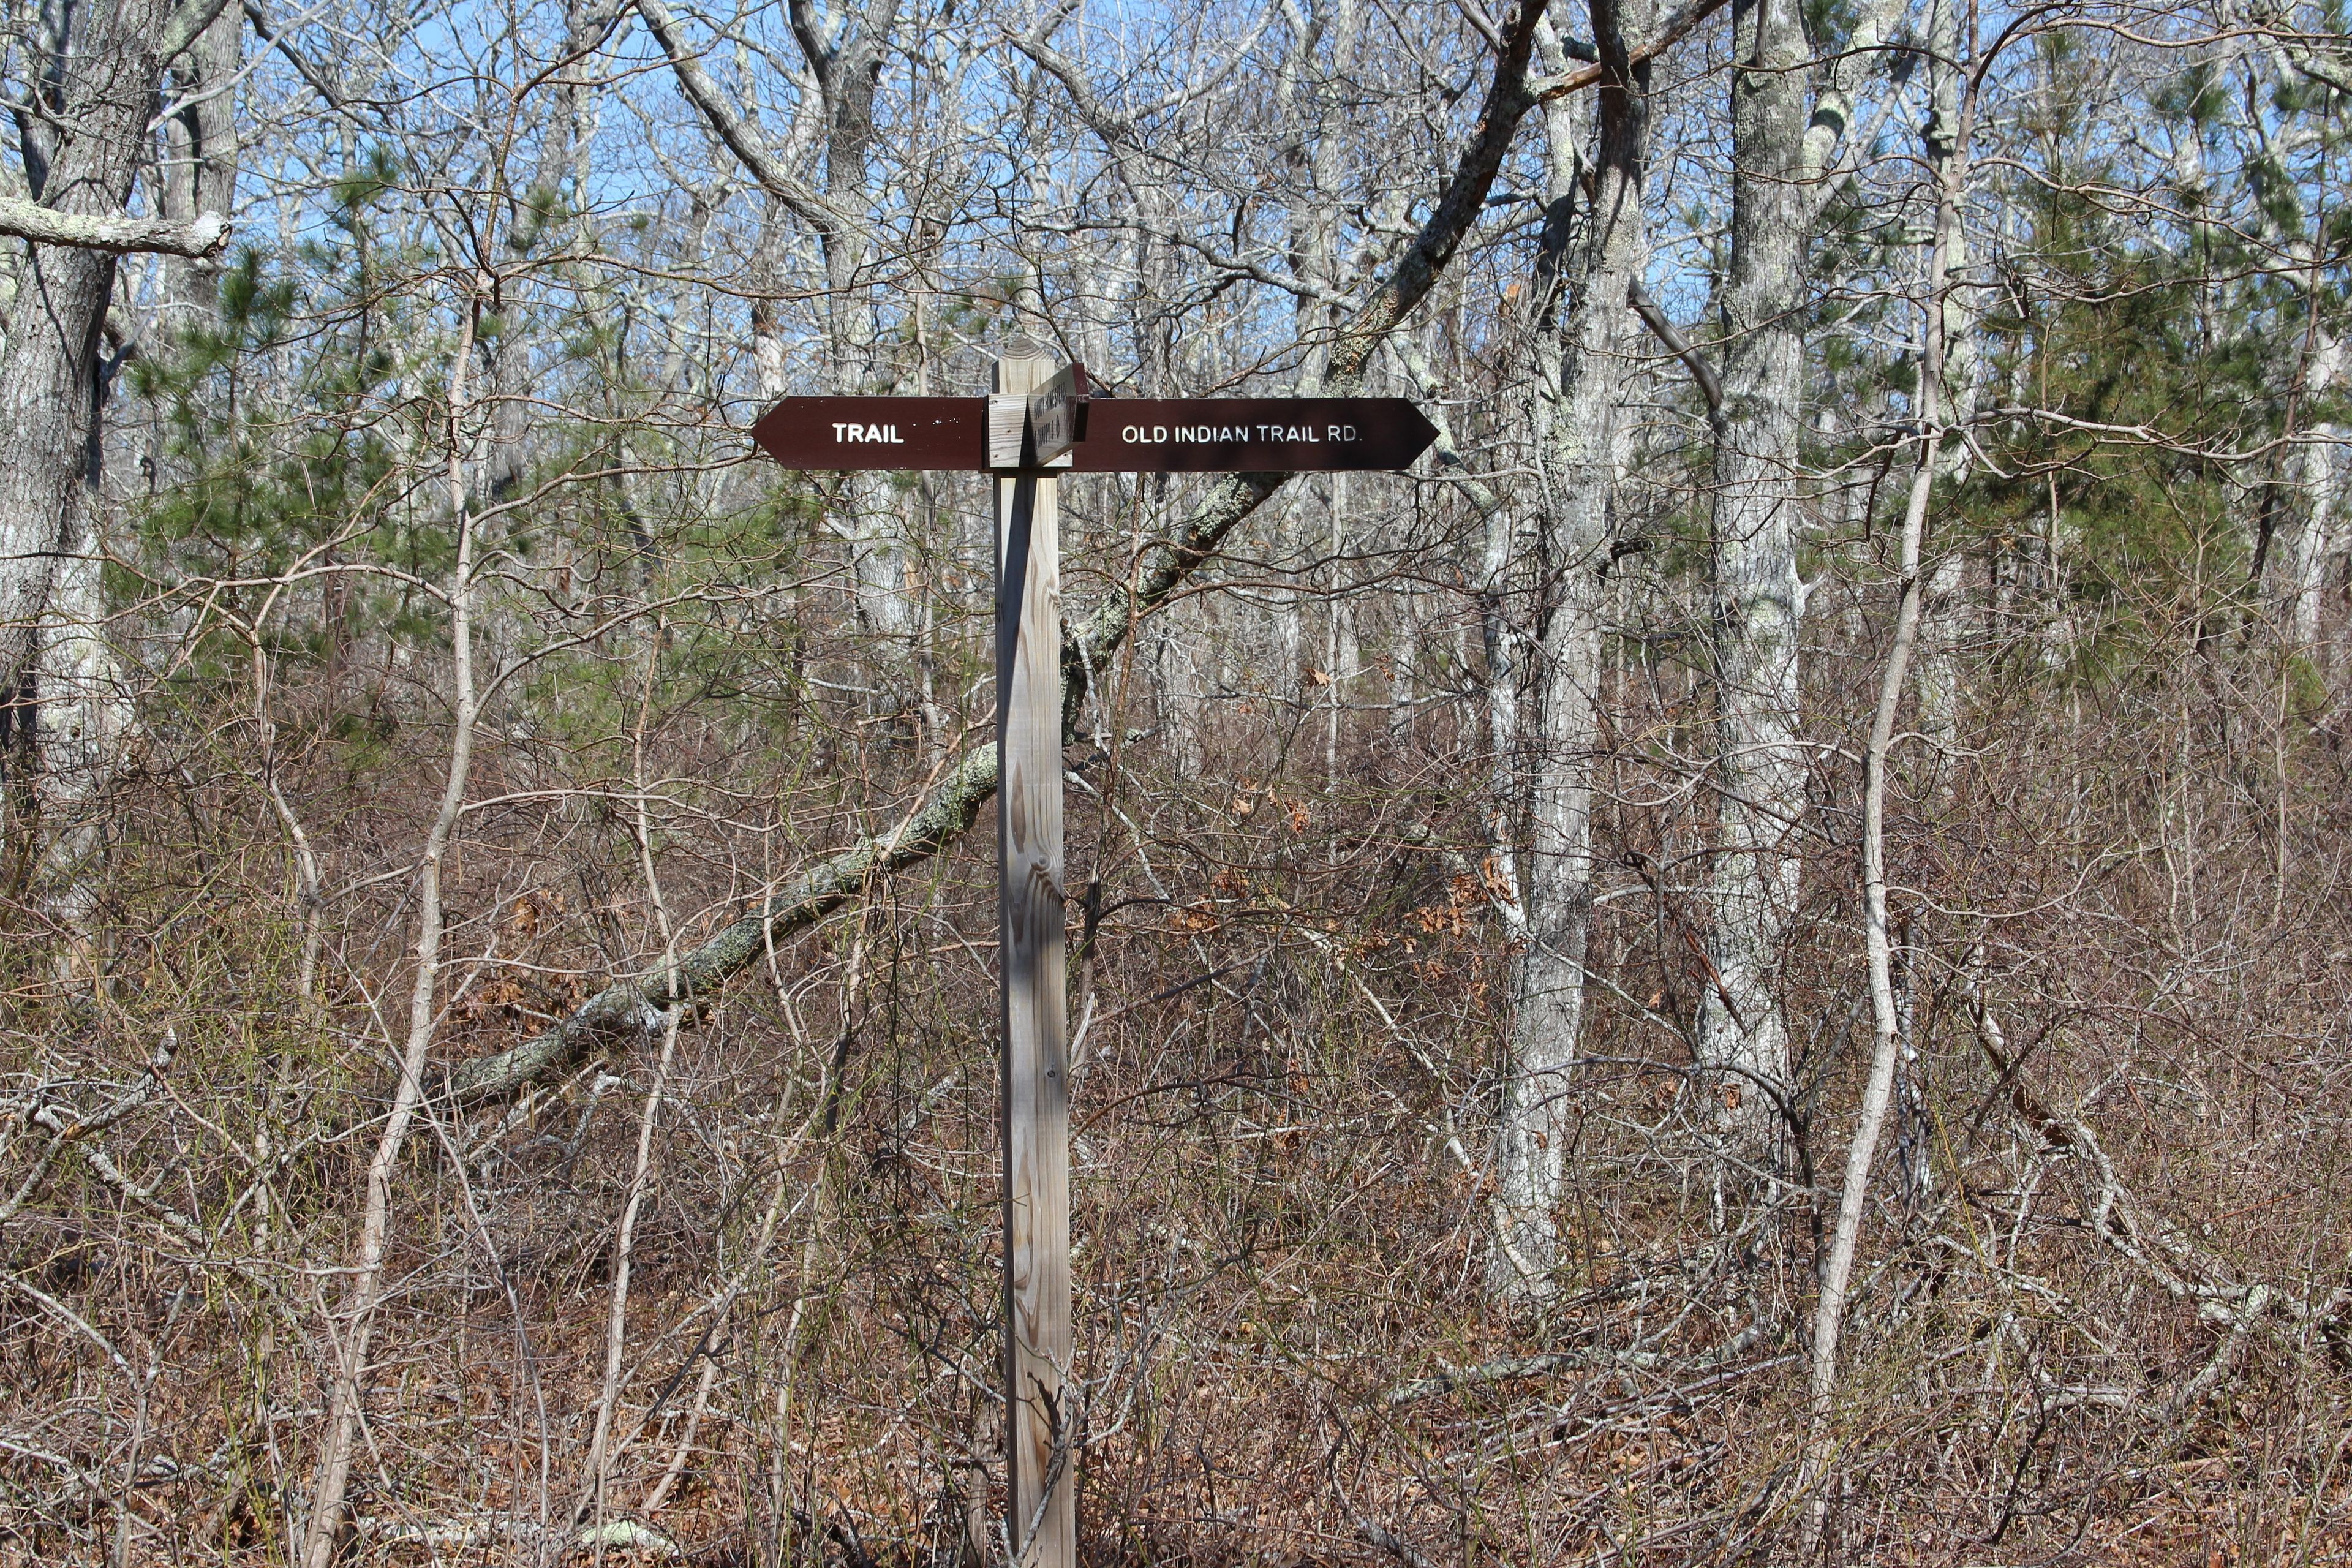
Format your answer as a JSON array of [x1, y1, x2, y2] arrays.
[[1951, 96, 2349, 686], [120, 140, 832, 764], [131, 253, 402, 566], [126, 149, 439, 687]]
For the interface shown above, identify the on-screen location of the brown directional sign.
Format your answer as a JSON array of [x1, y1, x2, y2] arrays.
[[1070, 398, 1434, 472], [751, 394, 1434, 473], [752, 396, 986, 470]]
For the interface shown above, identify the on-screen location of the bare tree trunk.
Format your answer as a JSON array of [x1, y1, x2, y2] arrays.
[[1475, 486, 1525, 948], [795, 0, 918, 647], [1697, 0, 1821, 1167], [1800, 371, 1935, 1568], [1489, 0, 1653, 1303], [1684, 0, 1904, 1178], [2283, 329, 2343, 652], [32, 513, 129, 968], [300, 293, 484, 1568], [37, 6, 239, 978], [0, 0, 175, 942], [1803, 377, 1936, 1556], [1913, 0, 1981, 752], [159, 6, 241, 325], [2236, 37, 2348, 657]]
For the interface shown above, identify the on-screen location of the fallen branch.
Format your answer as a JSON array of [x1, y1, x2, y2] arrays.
[[447, 741, 1000, 1102], [1967, 976, 2352, 1377], [359, 1515, 679, 1558]]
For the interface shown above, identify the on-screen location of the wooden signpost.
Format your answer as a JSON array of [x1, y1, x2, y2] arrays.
[[990, 350, 1075, 1560], [753, 355, 1434, 1567]]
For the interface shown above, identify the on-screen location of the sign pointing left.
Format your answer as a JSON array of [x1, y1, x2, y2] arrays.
[[751, 396, 987, 470]]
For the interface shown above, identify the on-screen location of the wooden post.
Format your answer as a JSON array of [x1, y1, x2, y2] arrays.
[[993, 351, 1074, 1565]]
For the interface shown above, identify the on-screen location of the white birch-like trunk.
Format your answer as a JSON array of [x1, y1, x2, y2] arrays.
[[1697, 0, 1815, 1166], [2283, 330, 2344, 652], [1911, 0, 1980, 752], [1488, 0, 1651, 1301], [1801, 45, 1968, 1550]]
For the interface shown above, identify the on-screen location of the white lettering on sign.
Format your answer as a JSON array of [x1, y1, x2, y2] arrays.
[[831, 422, 905, 443], [1118, 422, 1366, 446]]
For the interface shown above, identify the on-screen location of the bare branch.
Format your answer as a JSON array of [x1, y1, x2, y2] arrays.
[[1532, 0, 1733, 102], [0, 197, 229, 257], [1628, 279, 1723, 420], [633, 0, 864, 241]]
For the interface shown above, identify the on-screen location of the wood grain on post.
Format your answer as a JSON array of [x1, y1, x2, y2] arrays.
[[994, 352, 1074, 1566]]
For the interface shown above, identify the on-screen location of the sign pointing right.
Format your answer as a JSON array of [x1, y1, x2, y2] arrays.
[[1069, 398, 1435, 472]]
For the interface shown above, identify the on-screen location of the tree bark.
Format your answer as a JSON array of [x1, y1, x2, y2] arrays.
[[158, 7, 242, 317], [1912, 0, 1981, 751], [1697, 0, 1825, 1167], [0, 0, 184, 956], [2282, 329, 2344, 652], [0, 0, 178, 680], [1489, 0, 1654, 1302], [0, 197, 228, 258]]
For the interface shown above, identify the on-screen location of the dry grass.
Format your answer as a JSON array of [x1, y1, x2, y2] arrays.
[[4, 562, 2351, 1567]]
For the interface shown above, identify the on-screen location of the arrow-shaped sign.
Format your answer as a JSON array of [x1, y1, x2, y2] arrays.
[[1066, 398, 1436, 473], [752, 395, 1436, 473], [752, 396, 982, 470]]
